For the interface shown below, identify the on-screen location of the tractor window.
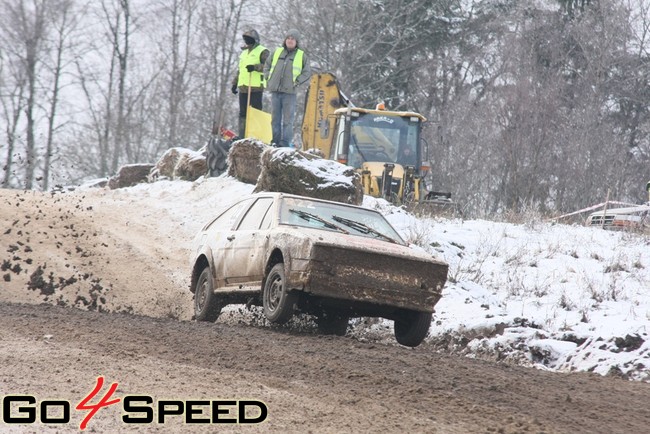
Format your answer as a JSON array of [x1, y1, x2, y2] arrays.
[[348, 113, 419, 166]]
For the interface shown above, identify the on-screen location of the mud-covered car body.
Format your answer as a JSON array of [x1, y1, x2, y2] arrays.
[[189, 192, 448, 346], [586, 204, 650, 230]]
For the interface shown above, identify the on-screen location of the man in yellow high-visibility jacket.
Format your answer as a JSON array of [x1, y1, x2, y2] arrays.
[[231, 29, 269, 138], [263, 29, 311, 147]]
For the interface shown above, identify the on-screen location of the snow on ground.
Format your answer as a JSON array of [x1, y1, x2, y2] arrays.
[[366, 196, 650, 381], [76, 173, 650, 382]]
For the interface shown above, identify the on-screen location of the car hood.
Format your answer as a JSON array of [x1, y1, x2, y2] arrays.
[[276, 225, 443, 264]]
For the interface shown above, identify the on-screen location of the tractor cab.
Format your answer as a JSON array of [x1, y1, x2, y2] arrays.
[[301, 72, 453, 208], [329, 107, 428, 202]]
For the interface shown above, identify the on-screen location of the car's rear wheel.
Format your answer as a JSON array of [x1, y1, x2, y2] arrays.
[[194, 267, 222, 322], [263, 263, 297, 324], [394, 311, 432, 347], [316, 310, 349, 336]]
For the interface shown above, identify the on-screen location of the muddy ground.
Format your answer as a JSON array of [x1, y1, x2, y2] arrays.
[[1, 186, 650, 433]]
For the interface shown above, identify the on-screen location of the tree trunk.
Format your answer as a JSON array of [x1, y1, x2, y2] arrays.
[[43, 2, 72, 190]]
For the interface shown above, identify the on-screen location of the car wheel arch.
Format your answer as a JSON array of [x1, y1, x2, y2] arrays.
[[191, 254, 211, 294], [263, 248, 287, 286]]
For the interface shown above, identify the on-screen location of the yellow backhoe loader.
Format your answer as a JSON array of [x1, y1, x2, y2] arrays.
[[301, 72, 454, 212]]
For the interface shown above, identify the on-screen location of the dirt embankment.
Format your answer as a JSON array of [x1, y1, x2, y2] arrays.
[[1, 187, 195, 319]]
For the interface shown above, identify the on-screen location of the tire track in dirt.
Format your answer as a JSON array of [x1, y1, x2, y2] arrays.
[[2, 302, 650, 433]]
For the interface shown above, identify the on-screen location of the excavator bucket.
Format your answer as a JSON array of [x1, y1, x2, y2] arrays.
[[407, 191, 461, 218]]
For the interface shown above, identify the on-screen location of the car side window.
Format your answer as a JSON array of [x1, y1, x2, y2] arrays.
[[259, 201, 275, 230], [237, 198, 274, 231], [205, 199, 253, 231]]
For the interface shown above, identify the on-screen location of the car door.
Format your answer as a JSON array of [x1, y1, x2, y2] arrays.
[[200, 198, 254, 288], [222, 197, 275, 287]]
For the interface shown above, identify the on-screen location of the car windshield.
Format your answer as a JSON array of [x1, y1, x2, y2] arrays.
[[279, 197, 405, 245]]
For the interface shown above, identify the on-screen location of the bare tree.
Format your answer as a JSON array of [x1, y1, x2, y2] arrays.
[[142, 0, 248, 152], [106, 0, 132, 170], [193, 0, 248, 137], [42, 0, 80, 190], [149, 0, 200, 148], [62, 0, 247, 180], [0, 48, 26, 187], [0, 0, 48, 189], [423, 1, 649, 215], [71, 0, 137, 176]]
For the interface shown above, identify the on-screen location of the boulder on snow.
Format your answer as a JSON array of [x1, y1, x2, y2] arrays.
[[150, 147, 207, 181], [108, 164, 154, 189], [227, 139, 270, 184], [254, 147, 363, 205]]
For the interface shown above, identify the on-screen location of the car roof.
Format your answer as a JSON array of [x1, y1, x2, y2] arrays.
[[589, 204, 650, 216], [246, 192, 373, 212]]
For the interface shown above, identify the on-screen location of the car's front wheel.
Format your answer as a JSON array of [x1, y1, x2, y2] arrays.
[[263, 263, 297, 324], [194, 267, 222, 322], [394, 311, 432, 347]]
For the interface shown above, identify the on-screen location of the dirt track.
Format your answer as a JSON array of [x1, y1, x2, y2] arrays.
[[2, 186, 650, 433], [2, 302, 650, 433]]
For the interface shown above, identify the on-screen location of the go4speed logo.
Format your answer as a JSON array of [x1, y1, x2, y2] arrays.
[[1, 377, 268, 430]]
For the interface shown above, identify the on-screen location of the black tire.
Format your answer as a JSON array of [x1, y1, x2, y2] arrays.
[[394, 311, 432, 347], [194, 267, 222, 322], [263, 263, 297, 324], [316, 311, 349, 336]]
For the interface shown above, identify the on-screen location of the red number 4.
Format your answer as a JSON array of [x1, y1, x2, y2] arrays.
[[76, 376, 121, 430]]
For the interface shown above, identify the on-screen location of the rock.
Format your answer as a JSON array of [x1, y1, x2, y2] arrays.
[[227, 139, 270, 184], [254, 147, 363, 205], [108, 164, 154, 189], [150, 147, 207, 181], [614, 334, 645, 352]]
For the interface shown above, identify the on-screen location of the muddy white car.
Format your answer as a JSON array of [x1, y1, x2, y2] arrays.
[[586, 204, 650, 230], [189, 192, 448, 347]]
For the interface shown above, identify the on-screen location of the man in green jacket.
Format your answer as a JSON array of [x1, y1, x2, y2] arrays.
[[264, 29, 311, 147], [232, 29, 269, 138]]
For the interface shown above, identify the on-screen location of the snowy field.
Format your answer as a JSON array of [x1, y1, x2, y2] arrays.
[[374, 197, 650, 381]]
